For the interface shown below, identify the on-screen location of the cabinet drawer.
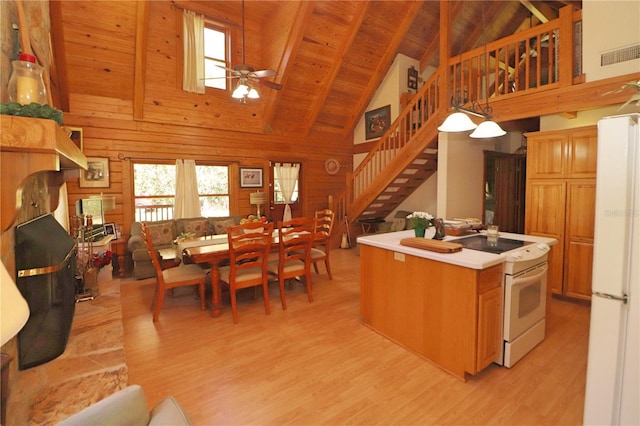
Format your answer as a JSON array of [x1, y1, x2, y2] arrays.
[[478, 264, 503, 293]]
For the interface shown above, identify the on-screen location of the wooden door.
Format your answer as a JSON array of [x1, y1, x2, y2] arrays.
[[525, 131, 568, 179], [485, 151, 526, 233], [525, 180, 566, 294], [564, 180, 596, 300], [268, 165, 302, 222]]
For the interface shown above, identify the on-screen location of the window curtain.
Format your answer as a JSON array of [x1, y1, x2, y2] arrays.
[[182, 9, 205, 94], [174, 159, 201, 219], [275, 163, 299, 222]]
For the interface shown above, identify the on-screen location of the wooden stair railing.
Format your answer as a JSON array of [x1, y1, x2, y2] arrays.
[[330, 6, 582, 245]]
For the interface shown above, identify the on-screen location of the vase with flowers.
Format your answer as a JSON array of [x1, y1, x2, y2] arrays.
[[406, 211, 434, 238]]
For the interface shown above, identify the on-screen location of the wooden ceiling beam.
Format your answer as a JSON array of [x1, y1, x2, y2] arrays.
[[133, 0, 149, 121], [519, 0, 551, 23], [261, 1, 315, 132], [304, 1, 370, 135], [418, 1, 463, 72], [342, 1, 423, 139], [49, 0, 70, 112]]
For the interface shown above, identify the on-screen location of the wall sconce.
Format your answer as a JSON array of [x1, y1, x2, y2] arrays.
[[249, 191, 268, 217]]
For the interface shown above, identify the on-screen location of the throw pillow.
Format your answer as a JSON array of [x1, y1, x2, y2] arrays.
[[181, 219, 208, 237], [147, 222, 174, 246], [212, 218, 236, 235]]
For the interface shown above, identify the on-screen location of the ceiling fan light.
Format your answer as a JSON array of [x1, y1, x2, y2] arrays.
[[438, 111, 478, 132], [232, 83, 249, 99], [470, 120, 507, 138], [247, 87, 260, 99]]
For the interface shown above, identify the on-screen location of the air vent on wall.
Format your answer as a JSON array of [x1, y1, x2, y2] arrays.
[[600, 44, 640, 67]]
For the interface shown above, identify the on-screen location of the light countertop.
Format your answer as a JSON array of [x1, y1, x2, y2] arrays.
[[357, 230, 557, 270]]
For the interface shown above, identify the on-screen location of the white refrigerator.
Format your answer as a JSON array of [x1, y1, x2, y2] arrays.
[[583, 113, 639, 425]]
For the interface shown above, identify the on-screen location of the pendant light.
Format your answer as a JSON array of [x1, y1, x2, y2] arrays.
[[438, 3, 506, 139]]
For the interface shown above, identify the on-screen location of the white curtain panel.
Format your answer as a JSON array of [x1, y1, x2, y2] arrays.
[[174, 159, 201, 219], [182, 10, 205, 94], [275, 163, 299, 222]]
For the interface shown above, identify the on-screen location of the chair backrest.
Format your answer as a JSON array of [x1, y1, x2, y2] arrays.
[[314, 209, 334, 242], [227, 221, 274, 279], [277, 217, 315, 266], [141, 223, 164, 281]]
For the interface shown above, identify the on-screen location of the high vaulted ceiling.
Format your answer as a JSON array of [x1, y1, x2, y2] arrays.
[[51, 0, 582, 140]]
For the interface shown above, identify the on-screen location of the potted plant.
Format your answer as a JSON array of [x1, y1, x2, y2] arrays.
[[406, 211, 434, 237]]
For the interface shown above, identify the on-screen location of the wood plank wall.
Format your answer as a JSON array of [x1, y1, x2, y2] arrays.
[[63, 1, 353, 237]]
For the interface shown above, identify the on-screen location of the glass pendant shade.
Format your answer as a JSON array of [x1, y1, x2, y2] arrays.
[[438, 111, 478, 132], [247, 87, 260, 99], [470, 120, 507, 138], [232, 83, 249, 99]]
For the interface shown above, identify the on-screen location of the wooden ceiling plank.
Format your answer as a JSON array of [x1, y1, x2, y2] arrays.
[[133, 0, 149, 120], [261, 1, 316, 132], [342, 1, 423, 138], [304, 1, 370, 135]]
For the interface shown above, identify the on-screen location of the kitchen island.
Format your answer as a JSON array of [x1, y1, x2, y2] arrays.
[[358, 230, 555, 380]]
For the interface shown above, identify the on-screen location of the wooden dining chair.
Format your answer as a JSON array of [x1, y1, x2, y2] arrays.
[[268, 217, 315, 310], [218, 221, 274, 324], [141, 223, 207, 322], [311, 208, 335, 280]]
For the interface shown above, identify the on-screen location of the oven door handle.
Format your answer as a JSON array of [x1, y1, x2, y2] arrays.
[[512, 263, 548, 287]]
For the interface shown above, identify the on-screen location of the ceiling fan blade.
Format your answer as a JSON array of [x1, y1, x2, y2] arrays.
[[258, 79, 282, 90], [201, 75, 240, 80], [252, 69, 277, 78]]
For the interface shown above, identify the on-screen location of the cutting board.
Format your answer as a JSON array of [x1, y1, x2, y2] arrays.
[[400, 238, 463, 253]]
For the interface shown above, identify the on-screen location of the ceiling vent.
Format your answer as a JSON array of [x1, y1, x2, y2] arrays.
[[600, 44, 640, 67]]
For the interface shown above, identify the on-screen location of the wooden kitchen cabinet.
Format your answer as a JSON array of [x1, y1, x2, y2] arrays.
[[477, 267, 503, 371], [360, 244, 503, 380], [525, 126, 597, 301], [564, 181, 596, 301], [526, 127, 597, 180]]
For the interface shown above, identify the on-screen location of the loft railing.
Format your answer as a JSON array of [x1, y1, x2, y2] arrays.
[[330, 6, 582, 243], [447, 7, 581, 109]]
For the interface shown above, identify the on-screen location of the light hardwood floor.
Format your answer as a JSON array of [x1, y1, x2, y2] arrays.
[[120, 248, 591, 425]]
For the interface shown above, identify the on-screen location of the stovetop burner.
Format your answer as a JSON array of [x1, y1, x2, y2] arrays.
[[455, 235, 533, 254]]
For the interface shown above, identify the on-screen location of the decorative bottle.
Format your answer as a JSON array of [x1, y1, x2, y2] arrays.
[[7, 53, 47, 105]]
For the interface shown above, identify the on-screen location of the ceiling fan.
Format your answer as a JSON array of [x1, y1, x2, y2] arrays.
[[208, 0, 282, 101]]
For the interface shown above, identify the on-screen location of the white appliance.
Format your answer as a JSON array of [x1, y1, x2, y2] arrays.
[[583, 114, 639, 426], [456, 234, 550, 367], [502, 247, 549, 367]]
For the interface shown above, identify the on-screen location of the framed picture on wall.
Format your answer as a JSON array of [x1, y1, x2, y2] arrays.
[[240, 167, 263, 188], [79, 157, 110, 188], [68, 127, 83, 151], [365, 105, 391, 140]]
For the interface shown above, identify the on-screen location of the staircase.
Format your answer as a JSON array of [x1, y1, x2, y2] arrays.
[[331, 70, 443, 241], [330, 6, 583, 244]]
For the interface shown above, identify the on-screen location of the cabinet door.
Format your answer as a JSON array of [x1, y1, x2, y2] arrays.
[[525, 180, 566, 294], [526, 132, 567, 179], [564, 181, 596, 299], [477, 285, 503, 371], [568, 128, 597, 178]]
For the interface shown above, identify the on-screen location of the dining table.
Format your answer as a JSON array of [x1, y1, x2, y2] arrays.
[[178, 235, 231, 317], [179, 229, 289, 317]]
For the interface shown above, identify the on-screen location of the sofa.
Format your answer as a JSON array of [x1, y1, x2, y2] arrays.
[[128, 216, 241, 279], [58, 384, 193, 425]]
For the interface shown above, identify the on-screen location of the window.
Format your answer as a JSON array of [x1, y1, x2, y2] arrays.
[[203, 25, 227, 90], [133, 162, 229, 221], [272, 164, 299, 204]]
